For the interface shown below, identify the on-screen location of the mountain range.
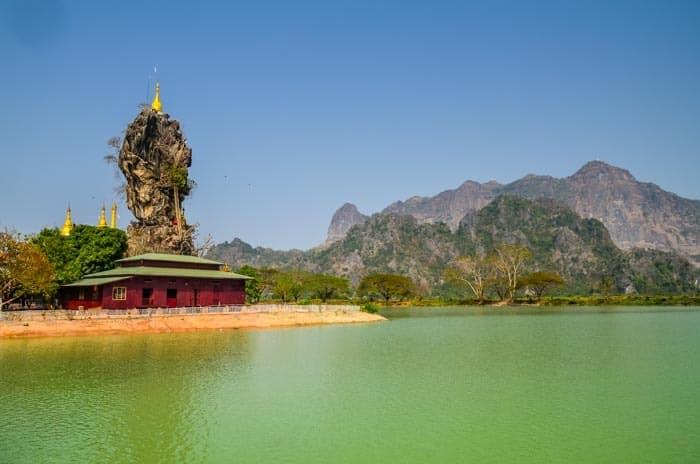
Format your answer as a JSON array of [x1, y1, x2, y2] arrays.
[[327, 161, 699, 265], [207, 161, 699, 294]]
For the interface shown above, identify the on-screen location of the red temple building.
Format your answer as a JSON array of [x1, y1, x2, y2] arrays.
[[60, 253, 250, 310]]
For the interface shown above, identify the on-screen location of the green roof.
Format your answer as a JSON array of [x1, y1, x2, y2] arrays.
[[115, 253, 224, 266], [63, 276, 130, 287], [83, 266, 251, 280]]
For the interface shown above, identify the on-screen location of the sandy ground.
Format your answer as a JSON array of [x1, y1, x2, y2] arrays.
[[0, 311, 387, 339]]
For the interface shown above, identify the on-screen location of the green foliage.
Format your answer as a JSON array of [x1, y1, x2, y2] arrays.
[[1, 232, 55, 307], [361, 303, 380, 313], [598, 276, 616, 299], [540, 294, 700, 306], [459, 195, 640, 296], [626, 249, 697, 294], [519, 271, 565, 299], [444, 256, 488, 303], [236, 265, 262, 303], [32, 226, 127, 285], [272, 270, 312, 302], [305, 274, 350, 302], [316, 214, 460, 292], [31, 228, 77, 285], [235, 266, 350, 303], [488, 276, 510, 301], [167, 165, 195, 194], [357, 273, 416, 304]]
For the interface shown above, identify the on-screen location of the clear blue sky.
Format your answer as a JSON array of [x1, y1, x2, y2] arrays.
[[1, 0, 699, 250]]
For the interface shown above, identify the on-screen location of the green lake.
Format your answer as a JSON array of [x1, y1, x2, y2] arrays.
[[1, 306, 699, 463]]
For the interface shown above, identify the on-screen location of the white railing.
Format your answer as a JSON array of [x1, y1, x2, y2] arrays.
[[0, 304, 359, 322]]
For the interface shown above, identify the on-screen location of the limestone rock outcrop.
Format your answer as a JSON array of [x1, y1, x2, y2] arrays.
[[383, 180, 500, 232], [325, 203, 368, 245], [502, 162, 699, 266], [119, 108, 195, 255]]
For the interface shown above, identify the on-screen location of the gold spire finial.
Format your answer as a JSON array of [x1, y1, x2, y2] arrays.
[[60, 207, 73, 236], [97, 205, 107, 228], [110, 203, 117, 228], [151, 82, 162, 112]]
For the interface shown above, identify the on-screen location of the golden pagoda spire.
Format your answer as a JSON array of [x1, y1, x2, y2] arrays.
[[151, 82, 162, 112], [110, 203, 117, 228], [60, 207, 73, 236], [97, 205, 107, 228]]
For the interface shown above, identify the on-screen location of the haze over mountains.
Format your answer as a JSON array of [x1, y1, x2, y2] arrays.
[[207, 161, 699, 294]]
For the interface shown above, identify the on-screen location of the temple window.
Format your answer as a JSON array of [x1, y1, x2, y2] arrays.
[[112, 287, 127, 300]]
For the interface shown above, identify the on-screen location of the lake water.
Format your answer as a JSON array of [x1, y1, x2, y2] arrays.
[[1, 306, 699, 463]]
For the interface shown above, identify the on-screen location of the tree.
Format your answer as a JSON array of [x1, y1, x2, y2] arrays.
[[444, 256, 492, 303], [31, 228, 78, 285], [357, 274, 416, 304], [305, 274, 350, 302], [257, 268, 280, 300], [492, 244, 532, 301], [236, 265, 262, 303], [272, 270, 310, 302], [487, 275, 510, 301], [1, 232, 55, 309], [519, 271, 565, 300], [235, 266, 283, 303], [32, 225, 127, 285], [598, 276, 616, 301]]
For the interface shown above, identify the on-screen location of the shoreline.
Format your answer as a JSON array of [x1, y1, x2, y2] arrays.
[[381, 294, 700, 308], [0, 310, 387, 339]]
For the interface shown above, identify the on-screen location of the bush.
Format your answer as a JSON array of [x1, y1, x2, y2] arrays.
[[361, 303, 380, 314]]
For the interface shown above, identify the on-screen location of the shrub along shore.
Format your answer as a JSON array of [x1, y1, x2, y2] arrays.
[[365, 294, 700, 308]]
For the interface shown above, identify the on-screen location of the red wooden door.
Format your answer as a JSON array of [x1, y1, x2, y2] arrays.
[[213, 285, 221, 305], [166, 288, 177, 308]]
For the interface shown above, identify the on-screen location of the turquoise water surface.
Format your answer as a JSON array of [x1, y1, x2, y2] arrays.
[[1, 306, 699, 463]]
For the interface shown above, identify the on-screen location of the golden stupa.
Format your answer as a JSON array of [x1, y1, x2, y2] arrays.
[[97, 205, 107, 228], [110, 203, 117, 228], [151, 82, 162, 112], [59, 203, 118, 235], [60, 207, 73, 236]]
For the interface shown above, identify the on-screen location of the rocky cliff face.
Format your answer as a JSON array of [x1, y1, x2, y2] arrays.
[[502, 161, 699, 264], [325, 203, 368, 245], [383, 180, 499, 231], [317, 214, 459, 288], [119, 108, 195, 255], [325, 161, 699, 265]]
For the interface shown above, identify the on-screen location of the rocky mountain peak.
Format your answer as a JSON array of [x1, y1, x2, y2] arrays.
[[325, 203, 368, 245], [570, 160, 635, 182]]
